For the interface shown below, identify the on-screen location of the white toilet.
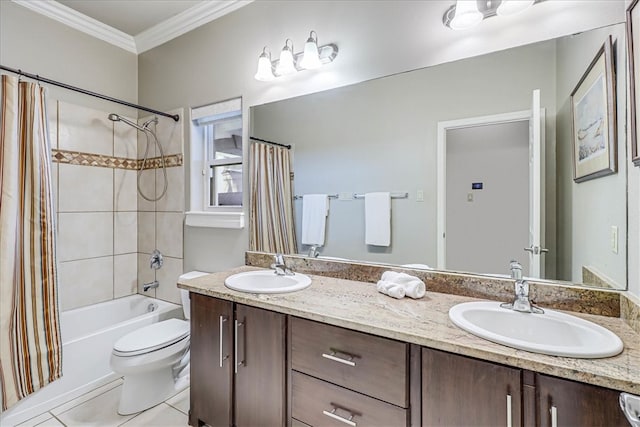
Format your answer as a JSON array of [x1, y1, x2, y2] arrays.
[[110, 271, 208, 415]]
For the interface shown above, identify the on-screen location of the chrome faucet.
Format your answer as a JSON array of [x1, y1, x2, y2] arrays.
[[143, 280, 159, 292], [308, 245, 320, 258], [500, 261, 543, 314], [271, 254, 294, 276]]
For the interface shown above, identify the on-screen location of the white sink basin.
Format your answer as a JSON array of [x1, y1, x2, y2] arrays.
[[224, 270, 312, 294], [449, 301, 623, 358]]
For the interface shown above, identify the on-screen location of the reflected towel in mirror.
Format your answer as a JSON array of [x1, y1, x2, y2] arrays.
[[302, 194, 329, 245], [365, 192, 391, 246]]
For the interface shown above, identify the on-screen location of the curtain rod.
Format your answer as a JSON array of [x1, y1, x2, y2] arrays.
[[0, 65, 180, 122], [249, 136, 291, 149]]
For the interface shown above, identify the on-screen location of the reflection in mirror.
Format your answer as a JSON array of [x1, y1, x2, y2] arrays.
[[250, 23, 628, 290]]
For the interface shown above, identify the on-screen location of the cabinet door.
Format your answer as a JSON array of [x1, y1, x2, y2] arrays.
[[537, 374, 628, 427], [422, 348, 522, 427], [190, 294, 233, 427], [234, 304, 286, 427]]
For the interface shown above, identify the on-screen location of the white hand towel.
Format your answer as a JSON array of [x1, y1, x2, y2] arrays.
[[302, 194, 329, 246], [380, 271, 426, 299], [376, 280, 405, 299], [365, 192, 391, 246]]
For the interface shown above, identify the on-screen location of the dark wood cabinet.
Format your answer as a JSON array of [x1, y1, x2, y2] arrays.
[[422, 348, 522, 427], [190, 294, 233, 427], [536, 373, 628, 427], [189, 294, 286, 427]]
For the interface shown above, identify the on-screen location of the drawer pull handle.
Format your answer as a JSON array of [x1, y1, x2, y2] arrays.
[[323, 408, 357, 426], [234, 319, 244, 374], [322, 349, 357, 367], [550, 405, 558, 427]]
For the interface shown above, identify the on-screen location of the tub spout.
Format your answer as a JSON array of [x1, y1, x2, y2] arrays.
[[143, 280, 159, 292]]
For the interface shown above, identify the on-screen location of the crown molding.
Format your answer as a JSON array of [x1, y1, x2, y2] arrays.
[[12, 0, 252, 54], [135, 0, 254, 54], [12, 0, 137, 53]]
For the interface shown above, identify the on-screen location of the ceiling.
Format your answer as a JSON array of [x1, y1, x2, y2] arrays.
[[12, 0, 252, 54]]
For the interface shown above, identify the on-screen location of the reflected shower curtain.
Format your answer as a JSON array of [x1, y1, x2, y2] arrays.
[[249, 141, 297, 254], [0, 75, 62, 410]]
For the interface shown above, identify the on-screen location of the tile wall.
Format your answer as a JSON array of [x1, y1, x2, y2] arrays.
[[52, 102, 185, 310], [136, 109, 185, 305]]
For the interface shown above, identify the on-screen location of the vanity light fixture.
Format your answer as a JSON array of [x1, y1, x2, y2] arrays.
[[299, 31, 322, 70], [443, 0, 539, 30], [254, 47, 275, 81], [254, 31, 338, 81], [276, 39, 297, 76]]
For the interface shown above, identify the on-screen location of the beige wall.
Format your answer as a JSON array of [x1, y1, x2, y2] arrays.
[[0, 1, 137, 116], [555, 24, 628, 288]]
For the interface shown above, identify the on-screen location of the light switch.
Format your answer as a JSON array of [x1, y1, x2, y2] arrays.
[[467, 193, 474, 202], [610, 226, 618, 254], [416, 190, 424, 202]]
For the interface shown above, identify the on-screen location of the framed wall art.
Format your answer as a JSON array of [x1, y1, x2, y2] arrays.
[[571, 35, 617, 182]]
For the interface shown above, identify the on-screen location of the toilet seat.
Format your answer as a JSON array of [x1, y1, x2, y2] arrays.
[[113, 318, 189, 357]]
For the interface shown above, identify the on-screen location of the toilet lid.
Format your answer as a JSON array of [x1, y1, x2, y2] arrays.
[[114, 318, 189, 355]]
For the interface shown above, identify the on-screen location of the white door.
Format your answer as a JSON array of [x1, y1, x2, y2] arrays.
[[527, 89, 547, 277]]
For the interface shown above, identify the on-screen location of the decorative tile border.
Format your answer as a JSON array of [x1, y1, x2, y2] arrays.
[[52, 149, 183, 170]]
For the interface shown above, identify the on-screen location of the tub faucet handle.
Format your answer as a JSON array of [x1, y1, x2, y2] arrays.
[[150, 250, 163, 270]]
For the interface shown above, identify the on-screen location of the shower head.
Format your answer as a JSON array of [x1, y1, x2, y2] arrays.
[[107, 113, 152, 132]]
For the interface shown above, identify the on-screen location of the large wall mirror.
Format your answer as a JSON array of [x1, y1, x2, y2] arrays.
[[250, 22, 629, 290]]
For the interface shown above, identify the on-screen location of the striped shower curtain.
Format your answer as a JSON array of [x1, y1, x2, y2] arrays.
[[249, 141, 297, 254], [0, 75, 62, 411]]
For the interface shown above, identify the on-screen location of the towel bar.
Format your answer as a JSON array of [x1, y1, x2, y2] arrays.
[[294, 194, 339, 200], [353, 192, 408, 199]]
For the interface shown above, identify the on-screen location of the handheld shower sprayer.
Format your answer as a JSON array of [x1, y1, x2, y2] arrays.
[[108, 112, 167, 202], [108, 113, 155, 132]]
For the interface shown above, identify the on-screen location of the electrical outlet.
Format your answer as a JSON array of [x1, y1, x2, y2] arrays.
[[467, 193, 474, 202], [610, 226, 618, 254], [416, 190, 424, 202]]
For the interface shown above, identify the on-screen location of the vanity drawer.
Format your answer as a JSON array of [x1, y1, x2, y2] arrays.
[[292, 371, 408, 427], [290, 317, 408, 407]]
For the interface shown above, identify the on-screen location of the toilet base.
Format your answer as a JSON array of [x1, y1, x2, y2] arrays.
[[118, 367, 185, 415]]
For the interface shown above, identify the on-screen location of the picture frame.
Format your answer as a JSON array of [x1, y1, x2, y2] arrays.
[[628, 0, 640, 167], [570, 35, 617, 182]]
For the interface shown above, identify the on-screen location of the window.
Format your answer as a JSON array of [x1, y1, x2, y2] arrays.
[[187, 98, 245, 228]]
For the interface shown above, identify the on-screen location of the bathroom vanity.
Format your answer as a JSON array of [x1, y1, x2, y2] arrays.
[[180, 266, 639, 427]]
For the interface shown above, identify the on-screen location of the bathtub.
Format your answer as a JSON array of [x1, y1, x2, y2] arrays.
[[0, 295, 183, 426]]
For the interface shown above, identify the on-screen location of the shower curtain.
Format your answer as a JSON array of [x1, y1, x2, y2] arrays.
[[249, 141, 297, 254], [0, 75, 62, 411]]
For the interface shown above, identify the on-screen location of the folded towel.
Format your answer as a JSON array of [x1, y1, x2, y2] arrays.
[[365, 192, 391, 246], [376, 280, 406, 299], [380, 271, 426, 299], [302, 194, 329, 246]]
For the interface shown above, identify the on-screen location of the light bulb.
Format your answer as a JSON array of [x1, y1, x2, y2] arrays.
[[275, 39, 297, 76], [496, 0, 534, 16], [450, 0, 483, 30], [299, 31, 322, 70], [254, 47, 275, 81]]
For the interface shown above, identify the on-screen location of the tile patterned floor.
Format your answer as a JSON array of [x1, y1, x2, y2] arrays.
[[15, 379, 189, 427]]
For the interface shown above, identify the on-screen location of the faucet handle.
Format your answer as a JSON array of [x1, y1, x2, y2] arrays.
[[509, 260, 522, 280], [274, 253, 285, 265]]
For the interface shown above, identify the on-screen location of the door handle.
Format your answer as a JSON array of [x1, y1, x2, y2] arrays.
[[219, 315, 228, 368], [524, 245, 549, 255]]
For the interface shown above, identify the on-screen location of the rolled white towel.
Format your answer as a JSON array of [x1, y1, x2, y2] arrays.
[[376, 280, 406, 299], [381, 271, 420, 285], [380, 271, 426, 299], [402, 279, 426, 299]]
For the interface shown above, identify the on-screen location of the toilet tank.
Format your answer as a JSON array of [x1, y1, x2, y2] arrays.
[[178, 271, 210, 320]]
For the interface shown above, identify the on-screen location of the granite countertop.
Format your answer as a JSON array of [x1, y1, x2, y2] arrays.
[[178, 266, 640, 394]]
